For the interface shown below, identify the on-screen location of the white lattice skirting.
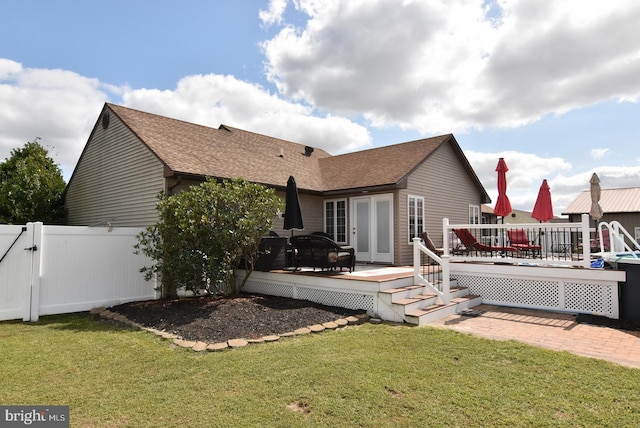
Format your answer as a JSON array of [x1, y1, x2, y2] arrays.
[[243, 278, 376, 312], [453, 274, 619, 318]]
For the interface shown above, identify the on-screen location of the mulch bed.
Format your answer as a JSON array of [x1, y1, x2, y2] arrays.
[[110, 293, 365, 343]]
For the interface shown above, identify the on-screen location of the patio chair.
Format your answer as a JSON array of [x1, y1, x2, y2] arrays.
[[290, 235, 356, 272], [421, 231, 443, 256], [507, 229, 541, 257], [453, 228, 519, 257]]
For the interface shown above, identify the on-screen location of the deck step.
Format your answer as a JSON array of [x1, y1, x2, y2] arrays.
[[375, 276, 417, 291], [404, 295, 482, 326], [379, 285, 428, 303], [379, 284, 423, 296], [377, 280, 478, 324], [380, 283, 464, 304]]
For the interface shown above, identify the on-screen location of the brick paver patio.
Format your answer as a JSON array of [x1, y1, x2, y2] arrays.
[[427, 304, 640, 369]]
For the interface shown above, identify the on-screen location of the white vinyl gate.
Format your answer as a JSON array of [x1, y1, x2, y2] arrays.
[[0, 223, 159, 322]]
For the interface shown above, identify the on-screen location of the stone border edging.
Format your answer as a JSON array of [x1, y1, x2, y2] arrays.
[[90, 306, 372, 352]]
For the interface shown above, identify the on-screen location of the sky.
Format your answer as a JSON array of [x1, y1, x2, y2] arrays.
[[1, 0, 640, 216]]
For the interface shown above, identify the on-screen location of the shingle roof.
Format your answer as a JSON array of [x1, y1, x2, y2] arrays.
[[106, 103, 488, 199], [563, 187, 640, 214], [108, 103, 330, 191], [319, 135, 451, 192]]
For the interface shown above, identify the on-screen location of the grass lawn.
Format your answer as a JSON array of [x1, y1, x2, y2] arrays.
[[1, 314, 639, 427]]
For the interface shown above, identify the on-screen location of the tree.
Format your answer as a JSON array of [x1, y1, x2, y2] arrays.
[[135, 178, 284, 298], [0, 138, 66, 224]]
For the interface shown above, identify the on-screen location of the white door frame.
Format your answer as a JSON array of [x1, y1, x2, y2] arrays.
[[350, 194, 394, 263]]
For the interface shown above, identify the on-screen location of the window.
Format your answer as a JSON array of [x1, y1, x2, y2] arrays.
[[469, 205, 480, 224], [408, 195, 424, 243], [324, 199, 347, 244]]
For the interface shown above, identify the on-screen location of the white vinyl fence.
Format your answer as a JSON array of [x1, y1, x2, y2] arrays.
[[0, 222, 159, 322]]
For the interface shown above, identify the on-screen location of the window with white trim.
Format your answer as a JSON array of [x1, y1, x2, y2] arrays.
[[408, 195, 424, 243], [324, 199, 347, 244], [469, 205, 480, 224]]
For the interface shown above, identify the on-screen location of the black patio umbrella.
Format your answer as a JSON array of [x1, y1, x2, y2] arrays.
[[284, 175, 304, 233]]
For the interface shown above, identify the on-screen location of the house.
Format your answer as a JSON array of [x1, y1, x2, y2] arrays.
[[483, 203, 568, 225], [481, 204, 497, 224], [64, 103, 490, 265], [563, 187, 640, 242]]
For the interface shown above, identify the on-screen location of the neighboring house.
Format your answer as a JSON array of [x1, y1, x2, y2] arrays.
[[504, 208, 542, 224], [65, 103, 490, 265], [563, 187, 640, 242], [481, 204, 498, 224], [483, 205, 565, 225]]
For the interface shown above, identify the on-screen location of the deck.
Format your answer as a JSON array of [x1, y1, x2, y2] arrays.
[[242, 215, 629, 325], [240, 260, 624, 325], [241, 264, 481, 325]]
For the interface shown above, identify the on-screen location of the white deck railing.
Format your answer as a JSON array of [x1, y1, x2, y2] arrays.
[[413, 238, 450, 305], [598, 221, 640, 256], [411, 214, 625, 318], [442, 213, 593, 268]]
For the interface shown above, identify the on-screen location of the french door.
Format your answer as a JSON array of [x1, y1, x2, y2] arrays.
[[351, 194, 393, 263]]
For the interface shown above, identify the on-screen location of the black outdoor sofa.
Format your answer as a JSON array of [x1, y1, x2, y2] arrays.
[[289, 235, 356, 272]]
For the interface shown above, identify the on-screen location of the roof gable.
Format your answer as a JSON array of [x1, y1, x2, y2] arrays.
[[318, 134, 490, 202], [320, 135, 450, 192]]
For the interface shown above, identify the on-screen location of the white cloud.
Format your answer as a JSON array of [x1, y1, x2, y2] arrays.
[[591, 148, 609, 159], [466, 149, 640, 214], [0, 58, 22, 78], [122, 73, 371, 154], [0, 61, 371, 181], [259, 0, 288, 26], [466, 150, 571, 210], [0, 59, 112, 177], [552, 165, 640, 212], [261, 0, 640, 134]]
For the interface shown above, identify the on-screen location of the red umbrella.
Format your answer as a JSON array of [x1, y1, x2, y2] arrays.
[[531, 179, 554, 222], [494, 158, 512, 219]]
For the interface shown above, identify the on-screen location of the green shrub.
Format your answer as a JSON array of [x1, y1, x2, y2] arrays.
[[0, 138, 66, 224], [135, 178, 284, 297]]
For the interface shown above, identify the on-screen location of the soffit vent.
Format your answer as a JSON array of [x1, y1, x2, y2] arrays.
[[102, 111, 110, 129]]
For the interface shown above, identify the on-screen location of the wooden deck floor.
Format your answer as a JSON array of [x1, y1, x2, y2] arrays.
[[269, 264, 415, 283]]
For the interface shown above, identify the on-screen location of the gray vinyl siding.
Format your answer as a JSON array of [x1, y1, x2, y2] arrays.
[[271, 192, 325, 237], [166, 177, 205, 195], [571, 212, 640, 247], [65, 113, 165, 227], [608, 213, 640, 239], [397, 142, 483, 265]]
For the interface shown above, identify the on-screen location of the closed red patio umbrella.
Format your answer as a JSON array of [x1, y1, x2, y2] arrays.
[[494, 158, 512, 220], [531, 179, 553, 222]]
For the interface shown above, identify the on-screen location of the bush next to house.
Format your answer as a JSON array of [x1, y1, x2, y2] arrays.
[[135, 178, 284, 298], [0, 138, 66, 224]]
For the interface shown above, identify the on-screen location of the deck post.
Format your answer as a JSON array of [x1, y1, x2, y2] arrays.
[[581, 213, 591, 268], [441, 254, 450, 305], [442, 218, 450, 255], [413, 237, 422, 286]]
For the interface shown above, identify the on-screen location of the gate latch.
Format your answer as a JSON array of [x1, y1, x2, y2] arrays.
[[24, 245, 38, 252]]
